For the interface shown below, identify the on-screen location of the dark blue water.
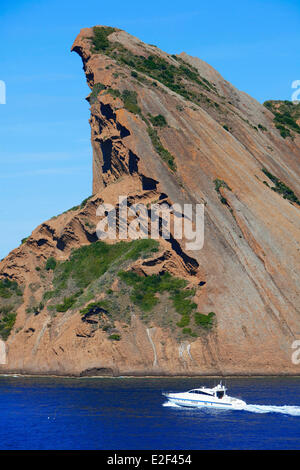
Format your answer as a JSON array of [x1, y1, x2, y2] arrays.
[[0, 376, 299, 449]]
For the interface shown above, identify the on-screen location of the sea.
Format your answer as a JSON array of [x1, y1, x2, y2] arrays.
[[0, 375, 299, 450]]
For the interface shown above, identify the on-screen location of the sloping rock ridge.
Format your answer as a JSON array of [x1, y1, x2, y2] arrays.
[[0, 25, 299, 376]]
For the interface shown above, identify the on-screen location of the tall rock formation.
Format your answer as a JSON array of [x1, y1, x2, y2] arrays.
[[0, 26, 299, 376]]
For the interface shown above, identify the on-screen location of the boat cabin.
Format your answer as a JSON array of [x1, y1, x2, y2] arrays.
[[188, 383, 227, 399]]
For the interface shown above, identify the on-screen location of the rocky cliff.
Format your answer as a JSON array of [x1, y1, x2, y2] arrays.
[[0, 26, 299, 376]]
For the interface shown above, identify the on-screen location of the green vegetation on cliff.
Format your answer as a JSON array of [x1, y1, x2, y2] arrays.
[[264, 100, 300, 138], [89, 26, 217, 107], [41, 239, 159, 315], [45, 257, 57, 271], [0, 279, 23, 340], [53, 239, 159, 293], [89, 82, 106, 104], [262, 168, 300, 205], [122, 90, 141, 115], [0, 307, 16, 340], [149, 114, 167, 127], [214, 179, 231, 194], [194, 311, 215, 329], [80, 300, 110, 317], [106, 85, 176, 171], [55, 291, 83, 312], [108, 334, 121, 341], [35, 236, 215, 340], [118, 270, 214, 333], [118, 271, 186, 311], [91, 26, 118, 52], [0, 279, 22, 299], [106, 87, 141, 115], [147, 126, 176, 172], [214, 179, 232, 205]]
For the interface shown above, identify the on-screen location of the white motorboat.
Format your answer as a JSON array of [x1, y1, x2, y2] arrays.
[[163, 382, 246, 410]]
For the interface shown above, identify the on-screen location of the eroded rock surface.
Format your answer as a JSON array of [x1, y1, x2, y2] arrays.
[[0, 26, 299, 376]]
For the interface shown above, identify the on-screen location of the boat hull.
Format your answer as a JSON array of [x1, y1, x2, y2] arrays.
[[164, 394, 246, 410]]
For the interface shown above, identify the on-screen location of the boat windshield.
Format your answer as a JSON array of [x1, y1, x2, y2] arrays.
[[189, 390, 213, 396], [216, 390, 225, 399]]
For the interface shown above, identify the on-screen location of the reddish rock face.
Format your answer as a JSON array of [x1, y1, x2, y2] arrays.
[[0, 26, 299, 376]]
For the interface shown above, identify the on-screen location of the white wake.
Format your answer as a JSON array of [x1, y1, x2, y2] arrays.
[[244, 404, 300, 416], [163, 400, 300, 416], [163, 401, 182, 408]]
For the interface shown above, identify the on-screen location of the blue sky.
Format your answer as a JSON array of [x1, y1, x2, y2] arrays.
[[0, 0, 299, 259]]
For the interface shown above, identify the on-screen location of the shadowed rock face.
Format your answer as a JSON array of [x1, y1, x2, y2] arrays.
[[0, 26, 299, 377]]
